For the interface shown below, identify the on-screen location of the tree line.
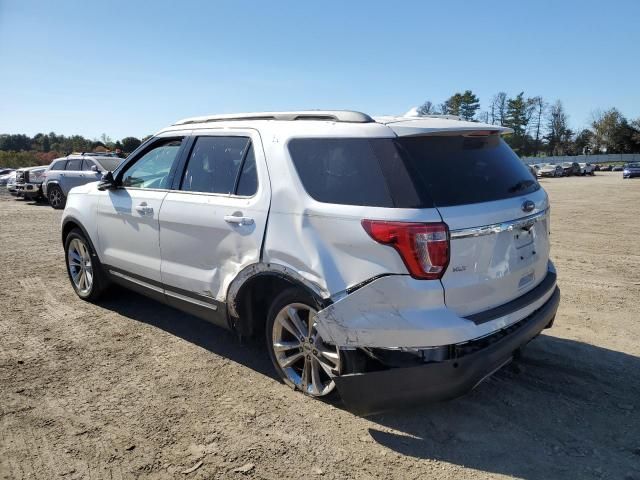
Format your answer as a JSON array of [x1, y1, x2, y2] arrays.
[[418, 91, 640, 157], [0, 132, 148, 168], [2, 96, 640, 168]]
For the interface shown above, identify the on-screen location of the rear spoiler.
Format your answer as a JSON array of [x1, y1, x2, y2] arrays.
[[374, 116, 513, 137]]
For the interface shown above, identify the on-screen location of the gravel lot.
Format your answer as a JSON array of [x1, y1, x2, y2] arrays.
[[1, 173, 639, 480]]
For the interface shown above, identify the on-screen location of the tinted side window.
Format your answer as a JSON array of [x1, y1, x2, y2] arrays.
[[81, 160, 95, 171], [181, 136, 251, 194], [122, 140, 183, 189], [235, 144, 258, 196], [66, 159, 82, 170], [50, 160, 67, 171], [288, 138, 427, 208]]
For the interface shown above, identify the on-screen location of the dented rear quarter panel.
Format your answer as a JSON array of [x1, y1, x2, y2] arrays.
[[261, 128, 442, 297]]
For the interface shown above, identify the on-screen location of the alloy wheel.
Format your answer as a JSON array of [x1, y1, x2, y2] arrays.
[[49, 188, 62, 208], [272, 302, 340, 396], [67, 238, 93, 295]]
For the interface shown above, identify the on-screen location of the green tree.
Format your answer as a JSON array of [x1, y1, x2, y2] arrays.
[[503, 92, 536, 153], [591, 109, 640, 153], [441, 90, 480, 120], [574, 129, 593, 155], [459, 90, 480, 120], [121, 136, 142, 153], [440, 93, 463, 116]]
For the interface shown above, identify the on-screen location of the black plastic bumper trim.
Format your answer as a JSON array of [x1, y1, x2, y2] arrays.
[[334, 286, 560, 416]]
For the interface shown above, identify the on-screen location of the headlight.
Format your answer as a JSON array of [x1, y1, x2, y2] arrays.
[[623, 170, 629, 174]]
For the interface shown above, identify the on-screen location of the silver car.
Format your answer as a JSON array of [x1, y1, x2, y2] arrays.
[[43, 154, 123, 209]]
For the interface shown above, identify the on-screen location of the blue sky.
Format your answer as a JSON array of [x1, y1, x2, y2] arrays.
[[1, 0, 638, 140]]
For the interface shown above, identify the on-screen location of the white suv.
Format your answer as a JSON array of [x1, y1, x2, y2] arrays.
[[61, 111, 560, 414]]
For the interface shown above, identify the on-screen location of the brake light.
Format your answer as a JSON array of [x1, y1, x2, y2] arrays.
[[361, 220, 450, 279]]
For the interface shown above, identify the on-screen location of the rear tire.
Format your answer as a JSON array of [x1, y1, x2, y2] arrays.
[[48, 185, 66, 209], [265, 288, 341, 398], [64, 228, 110, 301]]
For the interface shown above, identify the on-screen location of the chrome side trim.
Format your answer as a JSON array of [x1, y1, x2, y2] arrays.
[[110, 270, 164, 293], [110, 269, 218, 311], [450, 208, 548, 240], [164, 289, 218, 311]]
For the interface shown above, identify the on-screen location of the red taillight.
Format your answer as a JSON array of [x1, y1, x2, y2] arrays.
[[361, 220, 450, 280]]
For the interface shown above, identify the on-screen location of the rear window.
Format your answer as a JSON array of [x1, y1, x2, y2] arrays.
[[397, 135, 539, 207], [288, 138, 430, 208], [288, 136, 537, 208], [94, 158, 122, 171]]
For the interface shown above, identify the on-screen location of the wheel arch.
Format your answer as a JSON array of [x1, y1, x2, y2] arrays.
[[226, 263, 332, 337], [61, 217, 100, 262]]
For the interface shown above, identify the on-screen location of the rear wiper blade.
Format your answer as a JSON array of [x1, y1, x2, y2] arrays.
[[508, 180, 535, 193]]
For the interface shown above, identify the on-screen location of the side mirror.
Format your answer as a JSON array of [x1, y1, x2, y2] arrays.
[[97, 171, 117, 191], [91, 165, 99, 172]]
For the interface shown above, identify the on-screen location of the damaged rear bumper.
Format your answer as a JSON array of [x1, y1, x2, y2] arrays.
[[334, 286, 560, 415]]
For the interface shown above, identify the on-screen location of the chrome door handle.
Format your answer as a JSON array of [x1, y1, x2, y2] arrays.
[[224, 215, 254, 226], [135, 203, 153, 215]]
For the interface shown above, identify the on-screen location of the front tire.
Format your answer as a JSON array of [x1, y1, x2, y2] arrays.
[[64, 229, 109, 301], [48, 185, 66, 209], [266, 288, 341, 398]]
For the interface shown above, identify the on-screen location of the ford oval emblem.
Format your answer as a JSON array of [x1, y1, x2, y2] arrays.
[[522, 200, 535, 213]]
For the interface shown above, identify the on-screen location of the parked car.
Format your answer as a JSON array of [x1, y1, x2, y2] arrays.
[[599, 165, 613, 171], [42, 154, 124, 209], [60, 110, 559, 414], [15, 166, 47, 200], [561, 162, 580, 176], [623, 162, 640, 178], [5, 171, 18, 195], [612, 165, 624, 172], [578, 162, 595, 176], [0, 169, 15, 186], [537, 164, 563, 177]]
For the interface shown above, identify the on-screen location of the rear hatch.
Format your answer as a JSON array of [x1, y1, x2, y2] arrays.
[[393, 127, 550, 316]]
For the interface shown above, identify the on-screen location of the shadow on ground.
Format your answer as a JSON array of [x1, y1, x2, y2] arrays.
[[100, 287, 276, 379], [100, 289, 640, 480]]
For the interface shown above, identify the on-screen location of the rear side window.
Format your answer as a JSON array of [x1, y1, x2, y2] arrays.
[[50, 160, 67, 171], [181, 136, 255, 195], [398, 136, 539, 207], [235, 144, 258, 196], [66, 159, 82, 170], [288, 138, 429, 208]]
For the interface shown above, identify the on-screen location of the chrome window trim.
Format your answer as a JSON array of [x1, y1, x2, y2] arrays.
[[450, 208, 548, 240]]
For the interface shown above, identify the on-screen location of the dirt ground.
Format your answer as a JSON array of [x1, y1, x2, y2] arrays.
[[1, 172, 639, 480]]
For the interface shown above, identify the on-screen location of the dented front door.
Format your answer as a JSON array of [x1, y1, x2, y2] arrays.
[[158, 130, 270, 310]]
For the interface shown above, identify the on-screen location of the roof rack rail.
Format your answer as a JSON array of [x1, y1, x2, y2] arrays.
[[67, 152, 120, 158], [173, 110, 374, 126]]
